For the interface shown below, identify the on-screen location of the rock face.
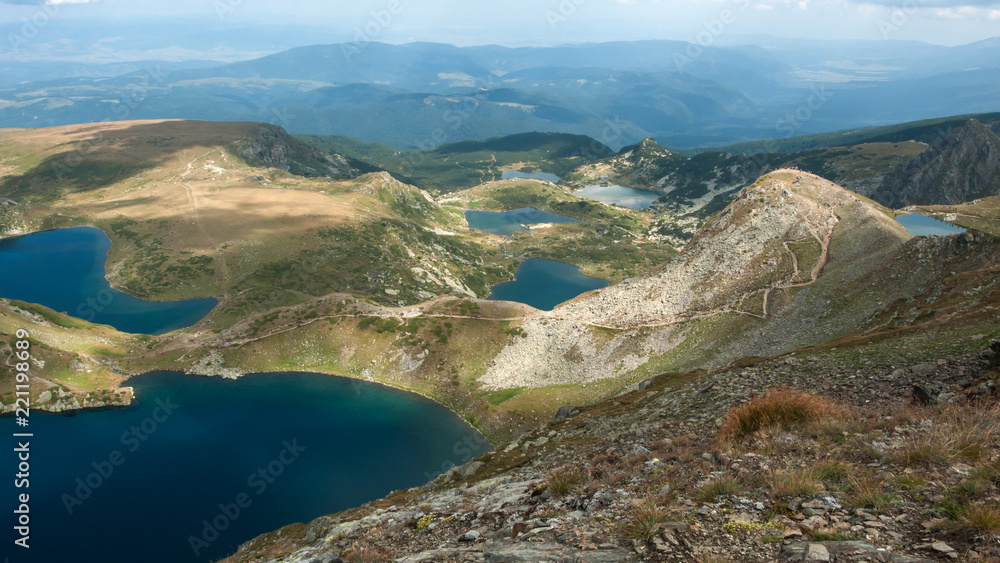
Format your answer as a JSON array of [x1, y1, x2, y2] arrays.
[[874, 119, 1000, 208], [238, 124, 374, 180]]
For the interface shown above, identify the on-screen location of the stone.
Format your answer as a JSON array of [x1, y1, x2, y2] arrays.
[[461, 530, 481, 542], [911, 384, 938, 406], [799, 516, 828, 533], [631, 444, 652, 455], [554, 406, 580, 421], [805, 543, 830, 562], [929, 542, 955, 554], [651, 535, 670, 552]]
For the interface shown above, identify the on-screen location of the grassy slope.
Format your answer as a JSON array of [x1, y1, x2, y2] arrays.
[[0, 121, 510, 328]]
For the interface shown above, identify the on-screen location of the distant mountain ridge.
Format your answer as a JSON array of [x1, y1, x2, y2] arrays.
[[4, 39, 1000, 149]]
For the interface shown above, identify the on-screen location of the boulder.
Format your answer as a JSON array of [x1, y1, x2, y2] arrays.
[[554, 406, 580, 421]]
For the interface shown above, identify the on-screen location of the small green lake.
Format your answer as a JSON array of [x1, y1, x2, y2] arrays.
[[487, 258, 608, 310], [465, 208, 578, 235], [896, 214, 966, 236], [573, 184, 660, 210]]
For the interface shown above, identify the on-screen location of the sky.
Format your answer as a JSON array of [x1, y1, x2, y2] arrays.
[[0, 0, 998, 57]]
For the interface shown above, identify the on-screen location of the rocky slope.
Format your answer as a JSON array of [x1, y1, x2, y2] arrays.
[[873, 119, 1000, 209]]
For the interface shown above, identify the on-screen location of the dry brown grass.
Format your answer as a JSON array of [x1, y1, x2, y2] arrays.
[[623, 501, 669, 540], [342, 542, 395, 563], [889, 402, 1000, 467], [546, 465, 588, 497], [718, 387, 843, 443], [768, 468, 821, 499], [956, 504, 1000, 534], [695, 474, 744, 502]]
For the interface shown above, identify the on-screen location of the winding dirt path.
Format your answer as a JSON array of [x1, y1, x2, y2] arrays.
[[176, 149, 230, 317]]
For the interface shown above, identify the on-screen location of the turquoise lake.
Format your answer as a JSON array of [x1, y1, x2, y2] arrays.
[[573, 184, 660, 210], [465, 208, 578, 235], [0, 227, 217, 335], [1, 371, 489, 563], [488, 258, 608, 310], [501, 170, 562, 183], [896, 214, 967, 237]]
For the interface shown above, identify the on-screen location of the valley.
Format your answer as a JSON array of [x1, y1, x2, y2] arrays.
[[0, 110, 998, 562]]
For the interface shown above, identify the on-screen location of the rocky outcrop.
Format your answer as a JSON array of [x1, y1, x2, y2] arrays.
[[874, 119, 1000, 208], [238, 124, 374, 180]]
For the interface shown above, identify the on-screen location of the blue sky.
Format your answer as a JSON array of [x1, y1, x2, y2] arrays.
[[0, 0, 997, 47]]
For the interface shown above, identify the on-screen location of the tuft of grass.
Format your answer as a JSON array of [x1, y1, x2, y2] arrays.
[[812, 461, 851, 485], [624, 501, 669, 540], [845, 474, 894, 511], [342, 543, 395, 563], [888, 438, 950, 467], [696, 474, 743, 502], [956, 504, 1000, 534], [719, 387, 842, 443], [893, 473, 927, 490], [768, 469, 820, 499], [890, 402, 1000, 467], [811, 530, 861, 541], [546, 466, 587, 497], [952, 477, 993, 502]]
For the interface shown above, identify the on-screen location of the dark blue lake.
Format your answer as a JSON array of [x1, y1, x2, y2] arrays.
[[501, 170, 562, 183], [488, 258, 608, 311], [896, 213, 967, 237], [0, 227, 217, 335], [465, 208, 578, 235], [2, 371, 489, 563], [573, 184, 660, 210]]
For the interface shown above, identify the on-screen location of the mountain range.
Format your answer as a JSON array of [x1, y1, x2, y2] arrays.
[[3, 38, 1000, 148]]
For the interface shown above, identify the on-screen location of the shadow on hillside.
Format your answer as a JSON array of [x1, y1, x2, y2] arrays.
[[0, 120, 260, 202]]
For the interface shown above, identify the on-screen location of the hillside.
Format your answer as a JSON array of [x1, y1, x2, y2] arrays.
[[0, 120, 508, 323], [873, 119, 1000, 208]]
